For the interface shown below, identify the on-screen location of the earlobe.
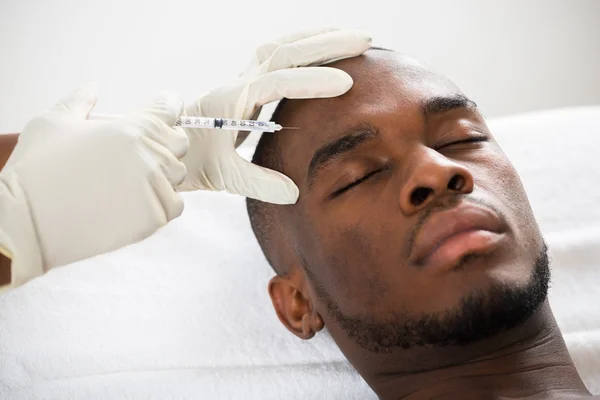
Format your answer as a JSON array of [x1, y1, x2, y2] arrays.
[[312, 312, 325, 333], [301, 314, 312, 337], [302, 312, 325, 339], [268, 271, 323, 340]]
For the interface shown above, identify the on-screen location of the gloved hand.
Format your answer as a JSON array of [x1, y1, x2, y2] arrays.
[[179, 27, 372, 204], [0, 84, 189, 290]]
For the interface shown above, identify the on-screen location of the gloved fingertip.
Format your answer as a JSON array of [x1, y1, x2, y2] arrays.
[[314, 69, 354, 95], [264, 181, 299, 205], [170, 160, 188, 187], [334, 71, 354, 93], [77, 82, 98, 99], [282, 185, 300, 205], [78, 82, 99, 115], [152, 90, 183, 122], [352, 28, 373, 42], [156, 90, 181, 107], [172, 127, 190, 159], [50, 82, 99, 118]]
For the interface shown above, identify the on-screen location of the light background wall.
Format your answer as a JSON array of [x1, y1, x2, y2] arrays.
[[1, 0, 599, 133]]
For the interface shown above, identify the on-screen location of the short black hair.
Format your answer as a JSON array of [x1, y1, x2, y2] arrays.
[[246, 99, 289, 274], [246, 47, 393, 274]]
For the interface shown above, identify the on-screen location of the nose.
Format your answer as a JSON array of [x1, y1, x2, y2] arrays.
[[399, 148, 474, 215]]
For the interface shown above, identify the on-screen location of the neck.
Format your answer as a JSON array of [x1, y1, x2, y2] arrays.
[[353, 302, 590, 400]]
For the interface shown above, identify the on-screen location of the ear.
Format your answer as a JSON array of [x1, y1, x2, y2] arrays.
[[268, 267, 324, 340]]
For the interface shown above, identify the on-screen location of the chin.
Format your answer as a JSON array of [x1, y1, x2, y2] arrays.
[[432, 251, 538, 304], [326, 242, 550, 352]]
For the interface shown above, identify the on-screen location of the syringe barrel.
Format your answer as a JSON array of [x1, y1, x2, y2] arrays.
[[176, 117, 276, 132], [176, 116, 216, 128], [217, 118, 276, 132]]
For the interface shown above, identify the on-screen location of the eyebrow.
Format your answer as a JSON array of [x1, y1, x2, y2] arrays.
[[306, 94, 477, 189], [422, 94, 477, 119], [307, 124, 378, 189]]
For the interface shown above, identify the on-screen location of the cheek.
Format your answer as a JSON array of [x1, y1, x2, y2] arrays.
[[300, 213, 406, 315], [303, 218, 470, 320], [473, 149, 543, 251]]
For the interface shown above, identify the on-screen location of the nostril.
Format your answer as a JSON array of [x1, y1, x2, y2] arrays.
[[448, 174, 465, 191], [410, 187, 433, 206]]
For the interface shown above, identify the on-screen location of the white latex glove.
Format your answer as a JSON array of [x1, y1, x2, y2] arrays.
[[179, 27, 372, 204], [0, 84, 189, 290]]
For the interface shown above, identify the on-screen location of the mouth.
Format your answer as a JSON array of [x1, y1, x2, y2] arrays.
[[411, 203, 507, 270]]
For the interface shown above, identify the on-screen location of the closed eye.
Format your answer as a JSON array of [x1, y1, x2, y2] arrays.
[[435, 135, 488, 150], [330, 167, 387, 198], [328, 136, 487, 199]]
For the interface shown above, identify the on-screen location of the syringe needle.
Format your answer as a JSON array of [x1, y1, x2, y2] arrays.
[[281, 127, 300, 130]]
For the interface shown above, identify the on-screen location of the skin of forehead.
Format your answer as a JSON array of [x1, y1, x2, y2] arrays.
[[276, 51, 465, 188]]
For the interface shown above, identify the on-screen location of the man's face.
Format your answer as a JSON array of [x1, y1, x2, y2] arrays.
[[271, 51, 548, 354]]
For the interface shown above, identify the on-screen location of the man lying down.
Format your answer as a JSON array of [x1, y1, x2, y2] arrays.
[[246, 48, 596, 400]]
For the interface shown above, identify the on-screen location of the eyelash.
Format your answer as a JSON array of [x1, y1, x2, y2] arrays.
[[435, 135, 489, 150], [330, 136, 489, 198], [331, 167, 387, 198]]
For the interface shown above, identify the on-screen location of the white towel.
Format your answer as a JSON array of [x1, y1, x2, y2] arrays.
[[1, 106, 599, 399]]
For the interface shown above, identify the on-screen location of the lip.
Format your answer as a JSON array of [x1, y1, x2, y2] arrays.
[[410, 202, 506, 269]]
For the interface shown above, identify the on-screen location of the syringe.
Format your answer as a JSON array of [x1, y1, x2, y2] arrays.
[[176, 117, 284, 132], [89, 113, 296, 133]]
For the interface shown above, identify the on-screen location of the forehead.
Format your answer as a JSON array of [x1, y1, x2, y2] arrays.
[[275, 51, 463, 184]]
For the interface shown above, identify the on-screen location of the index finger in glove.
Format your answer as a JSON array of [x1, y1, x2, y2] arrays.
[[138, 90, 184, 127], [141, 136, 188, 187], [254, 27, 340, 64], [261, 29, 372, 73], [127, 91, 188, 159], [244, 67, 354, 113], [123, 114, 189, 159], [48, 83, 98, 120], [227, 155, 299, 204], [148, 168, 185, 222]]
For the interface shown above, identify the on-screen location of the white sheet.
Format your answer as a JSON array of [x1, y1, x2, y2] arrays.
[[0, 106, 599, 399]]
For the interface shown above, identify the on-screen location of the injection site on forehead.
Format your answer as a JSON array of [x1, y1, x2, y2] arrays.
[[273, 52, 482, 194]]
